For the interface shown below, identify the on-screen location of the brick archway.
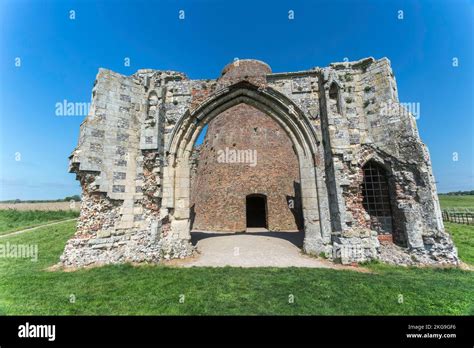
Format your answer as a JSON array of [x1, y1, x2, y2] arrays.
[[162, 81, 329, 255]]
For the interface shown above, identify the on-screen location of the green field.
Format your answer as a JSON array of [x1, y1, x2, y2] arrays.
[[438, 195, 474, 264], [438, 195, 474, 210], [445, 222, 474, 265], [0, 210, 79, 236], [0, 197, 472, 315], [0, 219, 472, 315]]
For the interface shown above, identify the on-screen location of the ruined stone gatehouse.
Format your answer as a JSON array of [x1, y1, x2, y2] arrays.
[[61, 58, 458, 267]]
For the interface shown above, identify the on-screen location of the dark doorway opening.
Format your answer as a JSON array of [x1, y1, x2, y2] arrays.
[[246, 194, 267, 228]]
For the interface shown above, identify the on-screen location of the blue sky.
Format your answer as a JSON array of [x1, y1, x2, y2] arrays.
[[0, 0, 472, 200]]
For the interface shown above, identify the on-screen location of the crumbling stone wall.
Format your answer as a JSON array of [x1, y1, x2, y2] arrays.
[[61, 58, 458, 268], [316, 58, 456, 265]]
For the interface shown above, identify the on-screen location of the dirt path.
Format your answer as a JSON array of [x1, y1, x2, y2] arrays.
[[168, 231, 369, 271], [0, 218, 77, 239]]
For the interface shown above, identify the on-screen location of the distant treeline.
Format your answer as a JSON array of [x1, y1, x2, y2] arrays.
[[439, 190, 474, 196], [0, 195, 81, 203]]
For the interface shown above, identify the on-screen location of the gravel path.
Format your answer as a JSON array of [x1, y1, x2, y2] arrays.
[[170, 230, 368, 271]]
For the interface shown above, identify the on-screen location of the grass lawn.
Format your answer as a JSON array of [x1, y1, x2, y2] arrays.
[[0, 220, 472, 315], [438, 194, 474, 265], [445, 222, 474, 266], [438, 195, 474, 210], [0, 209, 79, 236]]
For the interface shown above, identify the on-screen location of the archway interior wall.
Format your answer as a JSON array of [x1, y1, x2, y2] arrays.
[[189, 103, 304, 232]]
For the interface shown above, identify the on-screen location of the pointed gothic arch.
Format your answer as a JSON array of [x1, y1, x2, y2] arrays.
[[162, 81, 329, 254]]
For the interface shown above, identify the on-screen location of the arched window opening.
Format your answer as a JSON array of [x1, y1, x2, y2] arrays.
[[361, 161, 393, 235], [147, 92, 159, 115], [328, 83, 341, 114]]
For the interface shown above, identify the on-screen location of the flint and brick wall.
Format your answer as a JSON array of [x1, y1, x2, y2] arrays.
[[190, 103, 303, 232]]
